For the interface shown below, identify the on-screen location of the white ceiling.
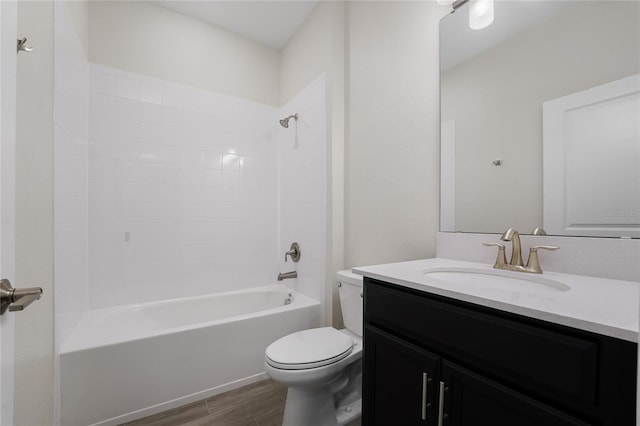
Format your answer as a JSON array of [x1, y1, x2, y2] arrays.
[[155, 1, 319, 49]]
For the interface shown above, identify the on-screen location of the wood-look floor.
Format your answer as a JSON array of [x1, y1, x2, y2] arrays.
[[121, 379, 362, 426]]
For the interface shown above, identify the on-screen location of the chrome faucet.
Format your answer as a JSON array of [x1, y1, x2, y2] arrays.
[[277, 271, 297, 281], [483, 228, 559, 274]]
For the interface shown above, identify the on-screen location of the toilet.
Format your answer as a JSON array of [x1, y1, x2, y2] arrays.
[[264, 270, 363, 426]]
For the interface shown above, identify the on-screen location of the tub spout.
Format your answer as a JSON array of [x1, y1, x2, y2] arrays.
[[277, 271, 297, 281]]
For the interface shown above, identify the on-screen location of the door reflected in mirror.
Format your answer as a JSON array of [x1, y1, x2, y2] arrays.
[[440, 1, 639, 237]]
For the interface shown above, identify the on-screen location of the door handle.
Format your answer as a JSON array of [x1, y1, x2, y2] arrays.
[[437, 381, 446, 426], [421, 372, 433, 421], [0, 279, 42, 315]]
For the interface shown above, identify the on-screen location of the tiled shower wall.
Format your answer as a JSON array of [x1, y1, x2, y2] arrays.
[[87, 65, 280, 308], [55, 12, 328, 316], [53, 1, 89, 347], [278, 76, 327, 305]]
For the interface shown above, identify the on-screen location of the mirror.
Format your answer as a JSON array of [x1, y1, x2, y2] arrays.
[[440, 1, 639, 237]]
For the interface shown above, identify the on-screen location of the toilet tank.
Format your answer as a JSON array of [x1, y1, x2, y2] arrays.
[[337, 270, 363, 337]]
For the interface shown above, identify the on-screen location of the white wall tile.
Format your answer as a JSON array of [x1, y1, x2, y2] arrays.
[[115, 97, 140, 121], [138, 122, 162, 143], [90, 94, 114, 117], [182, 149, 203, 167], [88, 136, 114, 159], [139, 103, 162, 124], [181, 185, 205, 204], [202, 204, 223, 222], [55, 193, 88, 225], [89, 114, 115, 138], [203, 169, 223, 187], [113, 140, 139, 161], [89, 198, 122, 223], [64, 61, 324, 315], [86, 65, 281, 307], [222, 170, 240, 188], [162, 166, 183, 185], [181, 167, 203, 186], [136, 143, 180, 164], [277, 75, 327, 306], [203, 151, 223, 169], [161, 126, 186, 147], [222, 153, 241, 171], [139, 80, 163, 105], [89, 158, 118, 180], [162, 106, 185, 127], [88, 180, 120, 202], [115, 117, 138, 140], [162, 83, 185, 108], [115, 75, 140, 100], [89, 67, 115, 96], [54, 2, 90, 348]]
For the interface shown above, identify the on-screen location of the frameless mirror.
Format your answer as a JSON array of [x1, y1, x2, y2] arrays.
[[440, 1, 639, 237]]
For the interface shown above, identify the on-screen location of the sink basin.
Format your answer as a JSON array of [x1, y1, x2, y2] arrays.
[[422, 267, 570, 292]]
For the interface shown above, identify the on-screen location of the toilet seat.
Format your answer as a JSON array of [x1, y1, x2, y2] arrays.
[[265, 327, 354, 370]]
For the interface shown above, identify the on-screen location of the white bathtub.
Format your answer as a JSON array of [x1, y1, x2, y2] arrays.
[[59, 285, 322, 426]]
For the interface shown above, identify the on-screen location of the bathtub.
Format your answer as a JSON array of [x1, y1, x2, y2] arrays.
[[59, 285, 322, 426]]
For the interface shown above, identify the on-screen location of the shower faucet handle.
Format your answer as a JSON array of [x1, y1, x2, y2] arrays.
[[285, 242, 301, 262]]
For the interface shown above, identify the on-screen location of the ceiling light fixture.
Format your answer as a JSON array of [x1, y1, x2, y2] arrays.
[[469, 0, 494, 30]]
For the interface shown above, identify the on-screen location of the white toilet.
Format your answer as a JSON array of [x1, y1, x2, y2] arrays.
[[264, 270, 363, 426]]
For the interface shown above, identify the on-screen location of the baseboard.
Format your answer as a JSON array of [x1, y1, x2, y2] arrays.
[[90, 372, 269, 426]]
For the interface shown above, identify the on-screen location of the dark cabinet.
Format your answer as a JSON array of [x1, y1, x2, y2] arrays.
[[441, 360, 589, 426], [362, 277, 637, 426], [364, 326, 440, 425]]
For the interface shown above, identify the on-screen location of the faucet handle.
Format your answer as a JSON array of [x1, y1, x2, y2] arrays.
[[530, 245, 559, 252], [284, 242, 301, 262], [482, 243, 507, 269], [526, 245, 559, 273]]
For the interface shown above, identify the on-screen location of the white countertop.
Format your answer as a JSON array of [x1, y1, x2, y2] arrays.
[[353, 258, 639, 343]]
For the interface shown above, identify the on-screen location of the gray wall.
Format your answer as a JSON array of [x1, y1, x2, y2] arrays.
[[346, 1, 445, 268], [89, 1, 280, 106]]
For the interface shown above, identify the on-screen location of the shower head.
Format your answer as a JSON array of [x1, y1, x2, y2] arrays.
[[279, 113, 298, 128]]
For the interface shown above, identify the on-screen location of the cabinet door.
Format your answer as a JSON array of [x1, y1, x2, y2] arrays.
[[440, 361, 591, 426], [363, 326, 440, 426]]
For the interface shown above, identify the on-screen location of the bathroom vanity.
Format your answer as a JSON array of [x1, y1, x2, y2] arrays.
[[354, 259, 638, 425]]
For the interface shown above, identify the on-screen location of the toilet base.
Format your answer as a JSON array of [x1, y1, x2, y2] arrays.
[[335, 398, 362, 425], [282, 386, 361, 426], [283, 387, 337, 426]]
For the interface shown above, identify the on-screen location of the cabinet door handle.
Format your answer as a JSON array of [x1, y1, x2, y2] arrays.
[[421, 372, 429, 421], [437, 381, 445, 426]]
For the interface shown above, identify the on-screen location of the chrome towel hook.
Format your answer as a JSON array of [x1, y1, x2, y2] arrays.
[[17, 37, 34, 53]]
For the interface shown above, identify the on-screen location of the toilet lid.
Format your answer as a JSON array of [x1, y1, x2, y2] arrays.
[[265, 327, 354, 370]]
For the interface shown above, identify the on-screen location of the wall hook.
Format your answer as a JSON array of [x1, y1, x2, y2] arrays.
[[492, 158, 502, 166], [17, 37, 34, 53]]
